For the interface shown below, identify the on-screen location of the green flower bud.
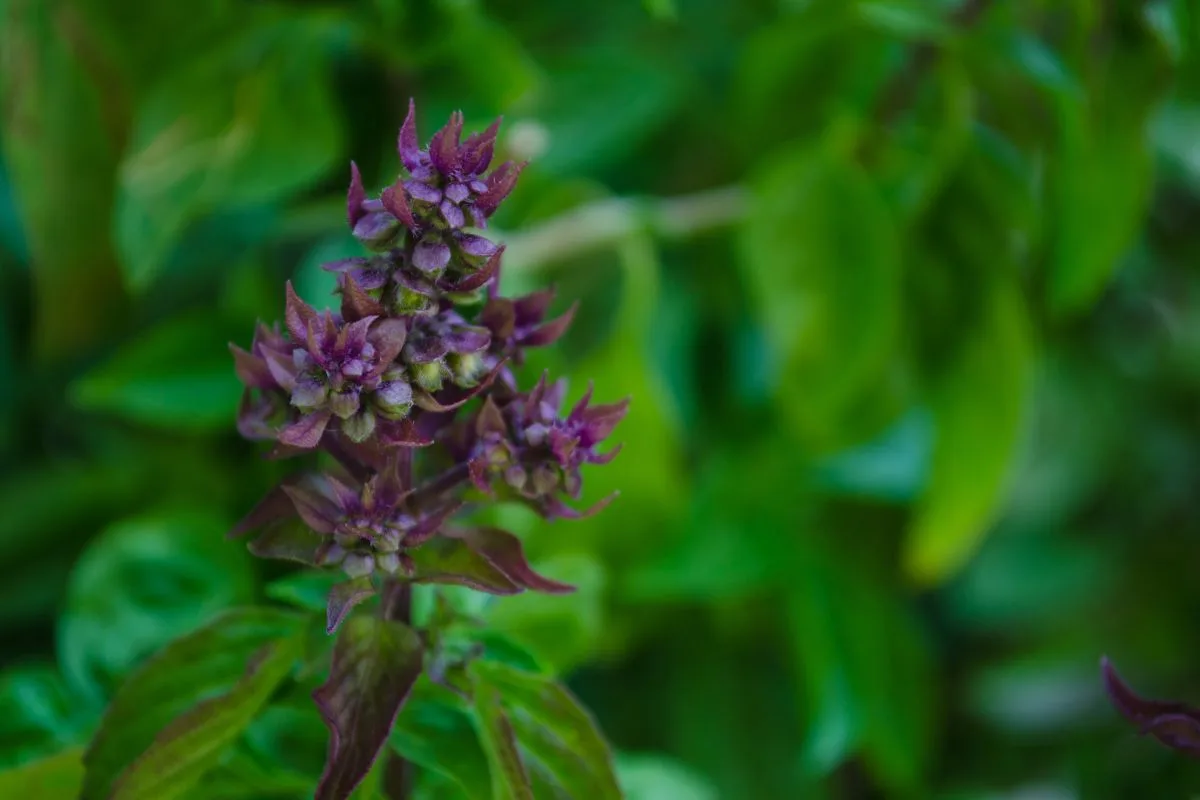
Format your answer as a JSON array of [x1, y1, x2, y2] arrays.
[[411, 360, 447, 392], [448, 351, 484, 387], [341, 409, 377, 443]]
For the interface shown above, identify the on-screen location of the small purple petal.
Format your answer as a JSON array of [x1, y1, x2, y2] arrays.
[[455, 234, 499, 259], [412, 239, 451, 273], [322, 257, 370, 275], [368, 318, 409, 370], [444, 182, 470, 204], [405, 180, 442, 204], [439, 199, 465, 229], [352, 212, 400, 249], [444, 324, 491, 354], [291, 376, 328, 410], [263, 349, 299, 393]]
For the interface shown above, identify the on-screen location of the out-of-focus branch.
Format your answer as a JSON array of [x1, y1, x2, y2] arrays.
[[500, 184, 748, 272]]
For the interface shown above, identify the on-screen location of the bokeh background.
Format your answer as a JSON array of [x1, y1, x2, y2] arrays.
[[3, 0, 1200, 797]]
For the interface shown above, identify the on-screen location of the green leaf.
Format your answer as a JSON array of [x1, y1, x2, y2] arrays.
[[0, 666, 92, 768], [1045, 31, 1168, 314], [266, 569, 343, 614], [114, 16, 343, 288], [70, 312, 243, 430], [739, 141, 902, 451], [390, 680, 492, 800], [786, 538, 935, 792], [616, 754, 717, 800], [106, 624, 304, 800], [59, 509, 256, 704], [0, 747, 84, 799], [313, 614, 424, 800], [904, 277, 1033, 584], [0, 0, 127, 357], [471, 660, 622, 800], [82, 608, 306, 800], [409, 536, 520, 594], [469, 680, 534, 800]]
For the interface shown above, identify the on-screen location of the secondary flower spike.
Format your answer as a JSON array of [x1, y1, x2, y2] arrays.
[[1101, 656, 1200, 757]]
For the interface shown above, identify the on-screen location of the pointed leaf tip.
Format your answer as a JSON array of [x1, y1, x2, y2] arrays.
[[313, 616, 423, 800]]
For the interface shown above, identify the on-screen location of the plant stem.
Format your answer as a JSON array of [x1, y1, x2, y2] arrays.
[[381, 579, 413, 799], [499, 184, 749, 273]]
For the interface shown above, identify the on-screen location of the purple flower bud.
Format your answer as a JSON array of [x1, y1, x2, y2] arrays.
[[413, 237, 451, 273], [343, 552, 375, 578], [352, 212, 401, 251]]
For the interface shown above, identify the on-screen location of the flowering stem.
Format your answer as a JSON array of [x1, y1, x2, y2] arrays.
[[380, 577, 413, 799]]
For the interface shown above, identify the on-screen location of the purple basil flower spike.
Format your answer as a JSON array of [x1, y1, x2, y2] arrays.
[[227, 98, 623, 800], [1102, 657, 1200, 757]]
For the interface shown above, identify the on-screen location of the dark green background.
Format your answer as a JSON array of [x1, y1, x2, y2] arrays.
[[3, 0, 1200, 797]]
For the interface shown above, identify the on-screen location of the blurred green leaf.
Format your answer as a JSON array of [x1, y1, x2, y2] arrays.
[[114, 17, 344, 288], [787, 537, 935, 792], [530, 48, 682, 175], [391, 680, 492, 800], [904, 277, 1032, 584], [81, 607, 305, 800], [471, 660, 622, 800], [0, 747, 84, 798], [104, 621, 303, 800], [59, 509, 256, 704], [0, 0, 127, 357], [857, 0, 952, 42], [740, 140, 901, 451], [1045, 30, 1168, 314], [0, 666, 92, 768], [265, 570, 341, 614], [70, 312, 243, 431], [483, 554, 606, 674], [616, 754, 718, 800], [469, 680, 533, 800]]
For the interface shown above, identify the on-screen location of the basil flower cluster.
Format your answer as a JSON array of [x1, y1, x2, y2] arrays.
[[229, 101, 627, 634]]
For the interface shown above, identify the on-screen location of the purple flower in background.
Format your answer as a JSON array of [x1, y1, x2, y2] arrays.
[[1101, 657, 1200, 757]]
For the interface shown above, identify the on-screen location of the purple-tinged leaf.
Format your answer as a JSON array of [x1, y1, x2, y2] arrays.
[[1101, 657, 1200, 757], [281, 485, 340, 535], [82, 609, 306, 800], [262, 348, 298, 393], [279, 410, 332, 449], [228, 484, 296, 539], [105, 625, 303, 800], [347, 162, 367, 227], [429, 111, 464, 175], [522, 302, 579, 347], [461, 117, 501, 175], [476, 161, 525, 216], [513, 289, 556, 323], [248, 520, 327, 566], [450, 528, 575, 594], [229, 344, 274, 390], [475, 397, 508, 438], [470, 680, 534, 800], [368, 319, 409, 369], [481, 298, 517, 339], [378, 418, 435, 448], [285, 282, 320, 344], [442, 246, 502, 293], [469, 660, 621, 800], [408, 537, 520, 594], [339, 274, 385, 321], [398, 99, 422, 174], [326, 577, 376, 635], [381, 182, 417, 230], [313, 615, 424, 800]]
